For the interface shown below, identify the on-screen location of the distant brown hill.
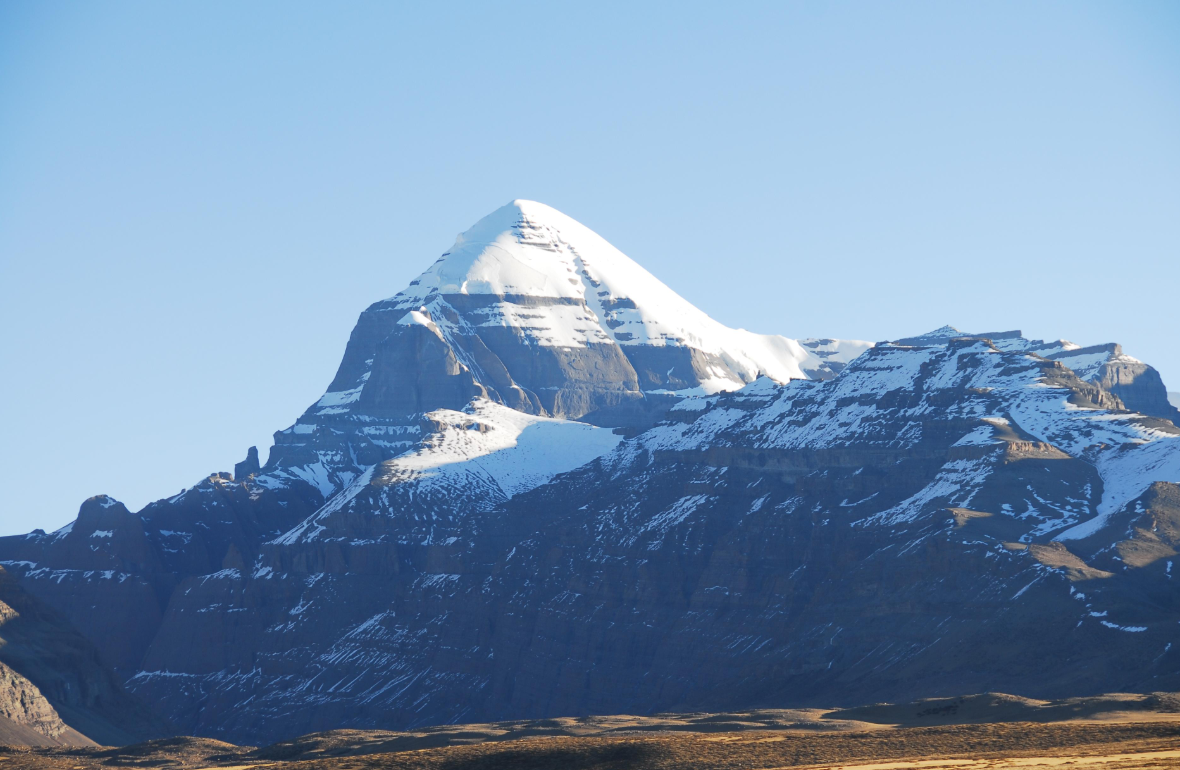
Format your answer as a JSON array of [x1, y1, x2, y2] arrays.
[[4, 692, 1180, 770]]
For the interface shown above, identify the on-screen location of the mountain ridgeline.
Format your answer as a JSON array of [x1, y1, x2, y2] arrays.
[[3, 201, 1179, 745]]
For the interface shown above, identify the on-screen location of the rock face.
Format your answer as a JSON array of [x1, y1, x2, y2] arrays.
[[0, 567, 164, 745], [235, 447, 261, 480], [0, 659, 77, 744], [1046, 343, 1180, 423], [2, 202, 1179, 745], [0, 484, 321, 677]]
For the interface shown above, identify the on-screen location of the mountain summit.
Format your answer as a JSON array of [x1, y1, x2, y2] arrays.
[[307, 200, 868, 427], [400, 200, 862, 381], [265, 201, 870, 493]]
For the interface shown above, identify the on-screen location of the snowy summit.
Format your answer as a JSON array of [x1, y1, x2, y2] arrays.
[[397, 199, 866, 385]]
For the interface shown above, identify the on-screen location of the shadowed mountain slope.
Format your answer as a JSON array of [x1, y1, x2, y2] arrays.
[[0, 567, 166, 745]]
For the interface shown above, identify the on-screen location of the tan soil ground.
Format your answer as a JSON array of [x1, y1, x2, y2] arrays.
[[3, 694, 1180, 770]]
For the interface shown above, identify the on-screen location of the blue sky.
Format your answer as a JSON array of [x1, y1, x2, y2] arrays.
[[1, 1, 1178, 535]]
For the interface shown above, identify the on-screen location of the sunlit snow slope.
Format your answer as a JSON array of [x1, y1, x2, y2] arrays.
[[400, 200, 866, 385], [310, 200, 870, 424], [263, 200, 872, 505]]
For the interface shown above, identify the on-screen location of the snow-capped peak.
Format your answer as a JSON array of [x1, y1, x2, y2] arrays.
[[390, 199, 871, 387], [405, 200, 591, 301], [401, 199, 755, 350], [915, 325, 962, 339]]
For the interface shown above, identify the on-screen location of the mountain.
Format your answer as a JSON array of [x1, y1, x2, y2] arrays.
[[2, 202, 1179, 745], [266, 200, 871, 503], [314, 200, 867, 419]]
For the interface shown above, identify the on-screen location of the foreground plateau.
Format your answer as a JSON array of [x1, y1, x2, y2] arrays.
[[4, 693, 1180, 770]]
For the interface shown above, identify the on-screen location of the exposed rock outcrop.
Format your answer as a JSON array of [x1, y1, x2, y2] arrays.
[[235, 447, 261, 480], [0, 656, 78, 743], [1047, 343, 1180, 422]]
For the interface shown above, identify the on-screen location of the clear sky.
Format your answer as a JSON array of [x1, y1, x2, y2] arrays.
[[1, 1, 1178, 536]]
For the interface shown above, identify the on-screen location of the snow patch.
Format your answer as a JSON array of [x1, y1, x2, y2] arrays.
[[1057, 436, 1180, 541], [391, 399, 623, 499]]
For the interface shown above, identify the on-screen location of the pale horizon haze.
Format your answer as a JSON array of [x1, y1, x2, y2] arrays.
[[1, 2, 1178, 535]]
